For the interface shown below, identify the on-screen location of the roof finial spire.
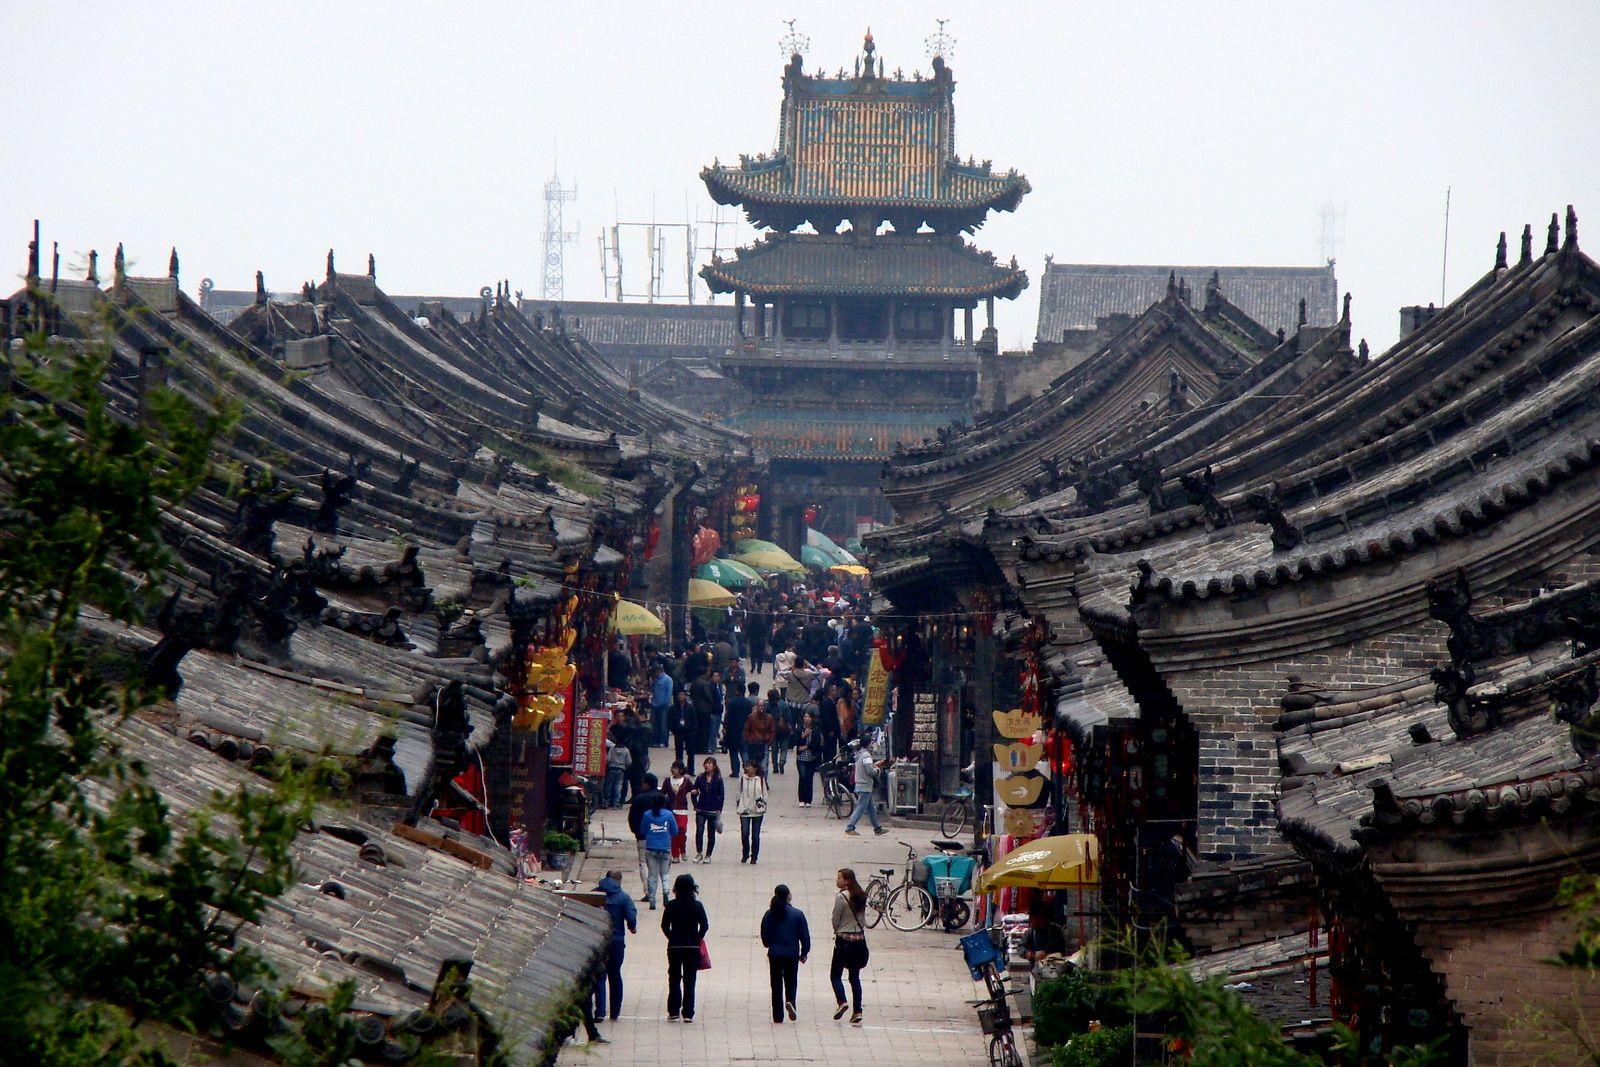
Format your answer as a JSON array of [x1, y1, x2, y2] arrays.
[[1520, 223, 1534, 265], [1547, 212, 1561, 255], [1297, 297, 1307, 328], [50, 242, 59, 293], [87, 248, 99, 285], [1341, 292, 1352, 323], [860, 27, 875, 78], [255, 270, 267, 305], [169, 246, 180, 280], [1166, 269, 1177, 297], [25, 219, 39, 283], [1494, 231, 1507, 270], [1564, 204, 1579, 251], [113, 243, 124, 287], [367, 252, 376, 280], [326, 248, 336, 278]]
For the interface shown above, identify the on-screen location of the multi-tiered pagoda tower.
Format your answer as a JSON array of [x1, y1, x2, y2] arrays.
[[701, 32, 1029, 542]]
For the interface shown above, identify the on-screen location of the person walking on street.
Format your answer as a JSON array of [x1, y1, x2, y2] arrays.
[[594, 869, 637, 1021], [737, 759, 769, 864], [623, 706, 651, 803], [760, 884, 811, 1024], [793, 710, 823, 807], [830, 868, 871, 1026], [843, 741, 888, 836], [723, 680, 752, 771], [661, 761, 696, 862], [690, 668, 722, 757], [661, 874, 709, 1022], [639, 794, 677, 911], [692, 756, 724, 862], [743, 689, 777, 776], [649, 664, 674, 748], [671, 688, 697, 768], [602, 730, 632, 809], [627, 774, 667, 903]]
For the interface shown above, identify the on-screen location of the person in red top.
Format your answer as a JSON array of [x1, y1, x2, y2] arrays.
[[660, 761, 697, 861]]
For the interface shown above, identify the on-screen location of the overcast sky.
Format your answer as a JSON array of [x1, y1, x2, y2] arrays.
[[8, 2, 1599, 351]]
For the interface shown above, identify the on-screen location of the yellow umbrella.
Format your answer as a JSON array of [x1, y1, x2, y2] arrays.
[[609, 598, 665, 636], [975, 833, 1099, 893], [831, 563, 870, 577], [737, 546, 807, 574], [688, 578, 737, 608]]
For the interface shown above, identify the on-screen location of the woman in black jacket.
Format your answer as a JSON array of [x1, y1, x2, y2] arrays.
[[793, 710, 824, 807], [661, 873, 710, 1022]]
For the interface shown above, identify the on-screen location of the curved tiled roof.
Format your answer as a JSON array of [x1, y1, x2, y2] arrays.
[[701, 234, 1027, 299]]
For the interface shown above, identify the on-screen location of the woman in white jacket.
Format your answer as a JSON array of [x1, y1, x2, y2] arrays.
[[736, 759, 769, 864]]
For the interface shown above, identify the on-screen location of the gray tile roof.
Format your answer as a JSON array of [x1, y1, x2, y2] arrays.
[[1036, 262, 1338, 341]]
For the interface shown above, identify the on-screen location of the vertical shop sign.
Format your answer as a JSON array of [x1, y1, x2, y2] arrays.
[[863, 647, 890, 726], [548, 682, 577, 765], [572, 713, 609, 776]]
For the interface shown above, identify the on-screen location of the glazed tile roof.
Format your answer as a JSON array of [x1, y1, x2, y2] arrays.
[[526, 300, 738, 362], [702, 234, 1027, 299], [702, 50, 1027, 218], [1036, 262, 1338, 341], [730, 406, 964, 461]]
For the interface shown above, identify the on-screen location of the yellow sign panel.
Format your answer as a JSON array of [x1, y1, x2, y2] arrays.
[[863, 647, 890, 726]]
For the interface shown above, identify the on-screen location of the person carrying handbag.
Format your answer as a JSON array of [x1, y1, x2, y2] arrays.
[[736, 759, 769, 864], [660, 874, 709, 1022]]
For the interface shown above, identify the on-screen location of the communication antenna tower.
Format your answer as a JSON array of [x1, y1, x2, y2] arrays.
[[541, 166, 578, 300], [779, 18, 810, 59], [926, 17, 955, 62], [1317, 199, 1345, 266]]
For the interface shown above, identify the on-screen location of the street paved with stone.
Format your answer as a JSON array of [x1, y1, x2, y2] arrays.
[[558, 677, 990, 1065]]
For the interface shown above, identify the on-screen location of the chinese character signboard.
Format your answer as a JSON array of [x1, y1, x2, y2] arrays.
[[863, 647, 890, 726], [572, 713, 609, 777]]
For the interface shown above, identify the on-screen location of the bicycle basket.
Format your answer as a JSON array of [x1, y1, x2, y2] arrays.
[[933, 875, 962, 900], [961, 929, 1002, 971], [976, 1001, 1003, 1036]]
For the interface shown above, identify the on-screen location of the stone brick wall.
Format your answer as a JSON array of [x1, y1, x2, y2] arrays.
[[1414, 909, 1600, 1066], [1164, 619, 1450, 860]]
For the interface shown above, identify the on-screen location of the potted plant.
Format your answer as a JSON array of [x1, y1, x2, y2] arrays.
[[543, 829, 581, 870]]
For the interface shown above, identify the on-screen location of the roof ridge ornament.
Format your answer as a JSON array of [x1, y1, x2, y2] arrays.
[[779, 18, 809, 61], [1547, 212, 1561, 255], [88, 248, 100, 286], [1520, 223, 1534, 265], [168, 247, 179, 281], [255, 270, 267, 305], [926, 17, 955, 64], [1494, 231, 1508, 270], [1565, 204, 1579, 252], [25, 219, 40, 284]]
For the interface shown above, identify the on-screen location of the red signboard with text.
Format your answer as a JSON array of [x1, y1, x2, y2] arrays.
[[572, 713, 609, 777], [548, 682, 577, 765]]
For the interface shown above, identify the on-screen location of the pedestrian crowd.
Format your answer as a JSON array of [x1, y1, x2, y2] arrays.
[[584, 575, 897, 1039]]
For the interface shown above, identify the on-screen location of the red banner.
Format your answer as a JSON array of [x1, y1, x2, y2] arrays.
[[548, 682, 577, 765]]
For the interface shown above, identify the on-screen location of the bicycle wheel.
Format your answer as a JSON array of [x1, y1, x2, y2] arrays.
[[988, 1033, 1022, 1067], [941, 899, 971, 932], [886, 884, 934, 931], [825, 781, 850, 818], [863, 878, 888, 929], [939, 798, 968, 838]]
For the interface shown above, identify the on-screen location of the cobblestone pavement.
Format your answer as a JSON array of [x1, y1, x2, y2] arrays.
[[559, 669, 990, 1065]]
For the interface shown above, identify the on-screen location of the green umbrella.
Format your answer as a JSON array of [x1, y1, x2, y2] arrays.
[[801, 545, 835, 571], [697, 559, 764, 589], [735, 538, 787, 556], [806, 527, 858, 567]]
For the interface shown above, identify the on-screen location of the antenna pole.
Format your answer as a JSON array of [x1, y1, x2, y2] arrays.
[[1440, 186, 1452, 305]]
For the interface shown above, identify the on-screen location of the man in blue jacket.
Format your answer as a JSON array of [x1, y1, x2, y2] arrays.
[[759, 884, 812, 1024], [594, 869, 637, 1021], [650, 663, 675, 748]]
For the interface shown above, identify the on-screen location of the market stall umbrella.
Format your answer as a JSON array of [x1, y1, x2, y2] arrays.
[[735, 538, 787, 555], [831, 563, 870, 577], [975, 833, 1100, 893], [688, 578, 738, 608], [697, 559, 764, 589], [801, 545, 836, 572], [737, 545, 807, 574], [806, 527, 859, 566], [609, 598, 665, 637]]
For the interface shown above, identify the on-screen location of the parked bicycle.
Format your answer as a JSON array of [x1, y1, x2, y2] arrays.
[[818, 750, 853, 819], [939, 763, 976, 837], [862, 841, 935, 931], [972, 963, 1023, 1067]]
